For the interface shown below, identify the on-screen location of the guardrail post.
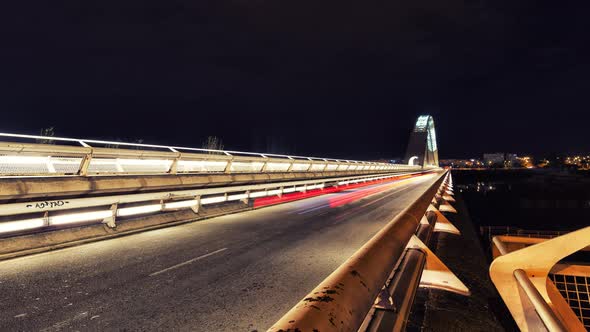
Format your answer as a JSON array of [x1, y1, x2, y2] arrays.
[[190, 196, 201, 213], [242, 191, 250, 204], [169, 158, 179, 175], [42, 211, 49, 227], [78, 153, 93, 176], [103, 203, 117, 228], [224, 160, 233, 174]]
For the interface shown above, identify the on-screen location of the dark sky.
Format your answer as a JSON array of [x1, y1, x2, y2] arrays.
[[1, 1, 589, 159]]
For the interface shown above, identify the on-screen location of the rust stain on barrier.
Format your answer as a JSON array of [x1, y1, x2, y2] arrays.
[[303, 295, 334, 303], [350, 269, 370, 291]]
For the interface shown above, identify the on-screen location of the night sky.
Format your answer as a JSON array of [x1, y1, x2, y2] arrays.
[[1, 1, 589, 160]]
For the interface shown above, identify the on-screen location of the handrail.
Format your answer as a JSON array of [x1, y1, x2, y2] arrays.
[[0, 132, 425, 177], [0, 132, 397, 163], [268, 171, 447, 331], [513, 269, 567, 332], [489, 228, 590, 331]]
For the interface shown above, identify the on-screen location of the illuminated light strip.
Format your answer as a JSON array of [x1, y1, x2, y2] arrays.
[[227, 193, 248, 201], [117, 204, 162, 217], [164, 200, 198, 209], [49, 210, 113, 225], [0, 156, 52, 163], [1, 171, 424, 216], [0, 172, 432, 235], [0, 132, 422, 166], [114, 158, 173, 166], [200, 196, 227, 205], [0, 218, 45, 234], [249, 191, 268, 198]]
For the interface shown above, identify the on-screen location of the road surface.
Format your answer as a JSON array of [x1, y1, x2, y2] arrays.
[[0, 173, 438, 331]]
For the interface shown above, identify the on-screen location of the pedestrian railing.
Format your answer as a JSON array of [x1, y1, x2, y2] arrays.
[[0, 133, 422, 177]]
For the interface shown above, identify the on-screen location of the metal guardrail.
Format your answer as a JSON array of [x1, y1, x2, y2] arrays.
[[0, 171, 431, 237], [0, 133, 422, 177], [512, 269, 567, 332], [268, 171, 459, 331]]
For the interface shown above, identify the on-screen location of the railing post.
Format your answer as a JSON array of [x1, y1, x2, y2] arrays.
[[78, 153, 93, 176]]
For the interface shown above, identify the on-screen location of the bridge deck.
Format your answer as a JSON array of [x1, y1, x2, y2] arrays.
[[0, 174, 438, 331]]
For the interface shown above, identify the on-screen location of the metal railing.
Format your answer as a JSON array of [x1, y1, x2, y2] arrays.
[[0, 133, 422, 177], [0, 171, 431, 237], [268, 171, 460, 331], [490, 228, 590, 331]]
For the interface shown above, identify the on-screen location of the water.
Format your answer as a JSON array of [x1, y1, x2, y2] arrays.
[[454, 169, 590, 262], [454, 169, 590, 231]]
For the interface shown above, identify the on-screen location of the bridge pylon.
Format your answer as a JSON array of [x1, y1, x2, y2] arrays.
[[404, 115, 439, 167]]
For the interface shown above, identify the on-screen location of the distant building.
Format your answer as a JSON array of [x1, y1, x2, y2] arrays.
[[484, 153, 505, 167], [482, 153, 520, 168], [440, 159, 483, 168], [505, 153, 518, 167]]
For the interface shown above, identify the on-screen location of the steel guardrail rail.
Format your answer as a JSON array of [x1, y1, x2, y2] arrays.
[[513, 269, 567, 332], [268, 171, 447, 332], [0, 133, 424, 177], [0, 171, 435, 237]]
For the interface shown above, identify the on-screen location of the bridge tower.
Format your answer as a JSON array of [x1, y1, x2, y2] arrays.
[[404, 115, 439, 167]]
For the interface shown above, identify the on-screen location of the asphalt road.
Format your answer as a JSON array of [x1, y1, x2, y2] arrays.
[[0, 173, 438, 332]]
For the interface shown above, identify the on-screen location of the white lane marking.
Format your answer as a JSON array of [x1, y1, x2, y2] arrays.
[[297, 204, 330, 215], [149, 248, 228, 277]]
